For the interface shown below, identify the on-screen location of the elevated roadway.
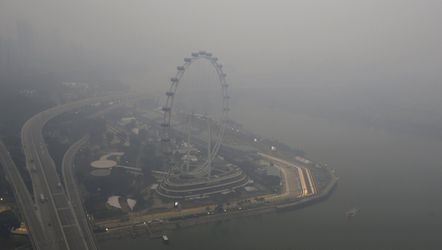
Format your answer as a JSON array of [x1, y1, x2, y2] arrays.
[[20, 93, 133, 249], [62, 136, 98, 250], [23, 107, 92, 249], [0, 141, 48, 250]]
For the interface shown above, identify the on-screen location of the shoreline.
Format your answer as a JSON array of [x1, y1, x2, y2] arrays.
[[96, 168, 338, 242]]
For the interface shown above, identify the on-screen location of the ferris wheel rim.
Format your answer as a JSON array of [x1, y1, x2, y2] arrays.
[[161, 52, 230, 164]]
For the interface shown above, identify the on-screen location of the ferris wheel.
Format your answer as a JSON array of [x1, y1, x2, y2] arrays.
[[161, 51, 230, 175]]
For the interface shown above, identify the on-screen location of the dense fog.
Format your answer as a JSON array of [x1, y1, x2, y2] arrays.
[[2, 0, 441, 138], [2, 1, 442, 249]]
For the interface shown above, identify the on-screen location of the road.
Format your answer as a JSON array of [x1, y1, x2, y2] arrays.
[[0, 141, 49, 250], [20, 93, 132, 249], [257, 152, 317, 199], [22, 108, 90, 249], [62, 136, 98, 250]]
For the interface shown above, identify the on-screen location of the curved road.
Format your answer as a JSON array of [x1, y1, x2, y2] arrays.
[[21, 93, 131, 249], [62, 136, 98, 250]]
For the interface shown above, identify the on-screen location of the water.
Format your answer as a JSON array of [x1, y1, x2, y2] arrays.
[[101, 102, 442, 250]]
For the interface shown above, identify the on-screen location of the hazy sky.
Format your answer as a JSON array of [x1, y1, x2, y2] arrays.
[[1, 0, 441, 90], [1, 0, 442, 132]]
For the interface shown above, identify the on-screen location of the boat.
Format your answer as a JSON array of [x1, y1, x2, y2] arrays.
[[346, 208, 359, 219], [162, 234, 169, 244], [10, 222, 28, 236]]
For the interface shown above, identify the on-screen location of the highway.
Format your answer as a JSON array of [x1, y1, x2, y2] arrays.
[[62, 136, 98, 250], [22, 108, 90, 249], [0, 141, 49, 250], [20, 93, 132, 249]]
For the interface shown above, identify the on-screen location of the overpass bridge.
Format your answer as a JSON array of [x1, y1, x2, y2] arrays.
[[0, 93, 135, 249]]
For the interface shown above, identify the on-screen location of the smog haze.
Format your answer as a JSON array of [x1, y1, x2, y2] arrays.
[[1, 1, 442, 250]]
